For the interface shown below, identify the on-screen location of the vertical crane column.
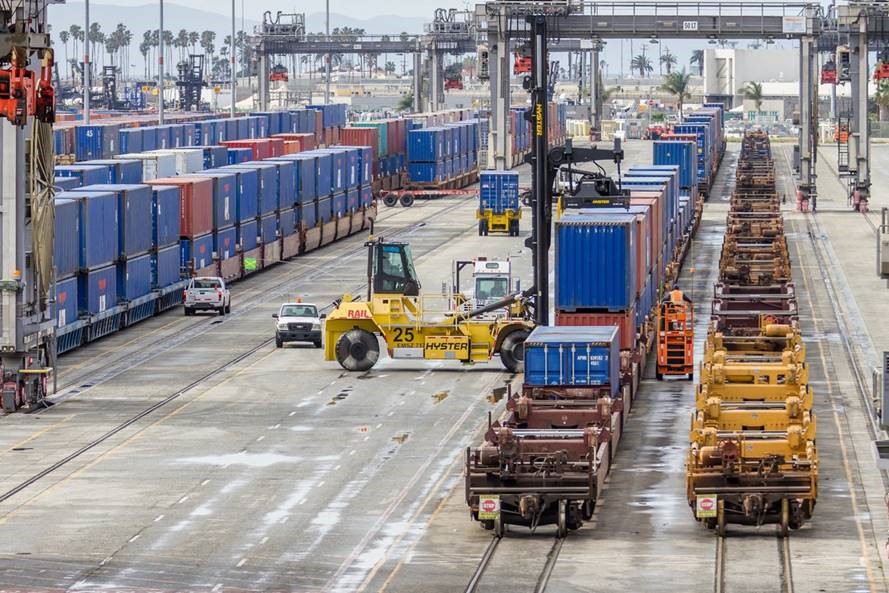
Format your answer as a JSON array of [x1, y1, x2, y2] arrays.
[[591, 42, 602, 139], [529, 15, 549, 325], [412, 47, 423, 113], [488, 15, 511, 171], [258, 44, 269, 111], [798, 35, 817, 211], [851, 14, 871, 211], [430, 41, 442, 112]]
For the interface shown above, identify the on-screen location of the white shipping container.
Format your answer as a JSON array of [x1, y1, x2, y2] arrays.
[[117, 152, 177, 181], [154, 149, 204, 175]]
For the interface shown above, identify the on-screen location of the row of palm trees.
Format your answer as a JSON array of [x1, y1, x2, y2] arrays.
[[627, 49, 704, 78], [55, 23, 249, 83]]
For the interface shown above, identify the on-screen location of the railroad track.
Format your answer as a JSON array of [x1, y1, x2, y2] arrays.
[[0, 194, 482, 506], [463, 535, 563, 593], [714, 531, 794, 593]]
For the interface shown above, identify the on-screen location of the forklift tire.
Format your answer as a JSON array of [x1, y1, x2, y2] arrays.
[[335, 329, 380, 371], [509, 220, 519, 236], [500, 329, 529, 373], [383, 195, 398, 207], [400, 193, 415, 207], [479, 220, 488, 236]]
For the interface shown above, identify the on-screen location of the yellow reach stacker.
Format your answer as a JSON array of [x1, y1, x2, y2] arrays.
[[323, 238, 534, 372]]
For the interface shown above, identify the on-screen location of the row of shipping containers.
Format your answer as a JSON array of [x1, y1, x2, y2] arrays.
[[661, 104, 725, 198], [406, 119, 481, 184]]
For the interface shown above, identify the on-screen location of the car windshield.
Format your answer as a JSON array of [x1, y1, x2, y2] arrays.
[[280, 305, 317, 317], [192, 279, 221, 289]]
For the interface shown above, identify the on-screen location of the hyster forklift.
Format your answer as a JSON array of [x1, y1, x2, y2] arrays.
[[323, 239, 534, 372]]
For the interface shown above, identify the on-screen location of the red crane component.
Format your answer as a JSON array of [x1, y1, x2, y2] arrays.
[[513, 53, 531, 75], [269, 64, 289, 82], [0, 48, 54, 127], [820, 62, 837, 85], [874, 61, 889, 82], [656, 288, 694, 380]]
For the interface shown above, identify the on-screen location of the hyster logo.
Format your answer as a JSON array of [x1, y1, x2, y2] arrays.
[[346, 309, 371, 319], [426, 342, 468, 351], [535, 103, 544, 137]]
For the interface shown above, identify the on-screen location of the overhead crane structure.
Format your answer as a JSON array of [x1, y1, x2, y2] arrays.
[[477, 1, 821, 207]]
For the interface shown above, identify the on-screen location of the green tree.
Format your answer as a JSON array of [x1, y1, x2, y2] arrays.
[[741, 81, 764, 117], [690, 49, 704, 76], [397, 92, 413, 111], [660, 49, 677, 74], [875, 81, 889, 122], [630, 54, 653, 77], [661, 69, 693, 120]]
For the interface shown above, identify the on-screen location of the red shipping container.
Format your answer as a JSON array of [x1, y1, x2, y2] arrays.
[[147, 177, 213, 238], [340, 127, 378, 161], [555, 309, 637, 350], [283, 141, 301, 155], [268, 137, 284, 157], [313, 111, 323, 140], [221, 139, 273, 160]]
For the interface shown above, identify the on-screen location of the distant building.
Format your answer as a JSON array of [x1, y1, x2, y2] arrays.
[[704, 48, 798, 107]]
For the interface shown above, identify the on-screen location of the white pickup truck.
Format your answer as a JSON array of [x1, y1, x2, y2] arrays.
[[184, 277, 231, 316]]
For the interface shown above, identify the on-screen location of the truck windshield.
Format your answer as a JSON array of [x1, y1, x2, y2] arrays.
[[192, 279, 221, 289], [475, 277, 509, 300], [281, 305, 317, 317]]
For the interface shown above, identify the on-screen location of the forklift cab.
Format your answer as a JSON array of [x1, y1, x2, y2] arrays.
[[370, 241, 421, 297]]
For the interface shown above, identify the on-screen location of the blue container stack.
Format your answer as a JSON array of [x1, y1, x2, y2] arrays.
[[479, 171, 519, 213], [150, 185, 182, 290], [524, 326, 621, 397], [80, 159, 143, 185], [653, 141, 697, 193], [55, 164, 111, 187]]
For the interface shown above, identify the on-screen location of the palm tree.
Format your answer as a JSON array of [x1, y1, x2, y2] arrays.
[[88, 23, 101, 70], [200, 30, 216, 80], [59, 30, 70, 80], [140, 40, 150, 78], [630, 54, 653, 78], [875, 81, 889, 122], [176, 29, 189, 64], [690, 49, 704, 76], [661, 69, 693, 120], [660, 49, 677, 75], [163, 30, 174, 71], [69, 24, 82, 65], [188, 31, 200, 55], [741, 81, 764, 118]]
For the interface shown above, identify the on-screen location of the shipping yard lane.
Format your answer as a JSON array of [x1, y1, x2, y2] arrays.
[[0, 191, 537, 591]]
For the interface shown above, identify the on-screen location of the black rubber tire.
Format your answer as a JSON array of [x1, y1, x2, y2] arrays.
[[314, 340, 323, 349], [656, 371, 663, 381], [225, 304, 232, 314], [400, 193, 415, 207], [275, 337, 283, 348], [335, 328, 380, 371], [218, 306, 226, 316], [382, 195, 398, 207], [184, 307, 193, 317], [479, 220, 488, 236], [500, 329, 529, 373]]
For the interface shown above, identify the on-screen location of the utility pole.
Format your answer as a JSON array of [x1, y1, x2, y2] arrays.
[[158, 0, 165, 124], [325, 0, 331, 104], [84, 0, 90, 124]]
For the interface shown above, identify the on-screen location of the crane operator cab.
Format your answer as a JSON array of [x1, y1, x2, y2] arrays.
[[374, 242, 420, 296]]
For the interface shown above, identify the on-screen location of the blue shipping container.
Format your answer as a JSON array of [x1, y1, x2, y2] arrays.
[[79, 264, 118, 315], [153, 244, 181, 289], [215, 226, 238, 260], [407, 128, 443, 162], [279, 208, 298, 237], [228, 147, 253, 164], [408, 162, 442, 184], [75, 124, 119, 160], [216, 167, 259, 223], [222, 164, 277, 216], [260, 214, 278, 244], [55, 176, 81, 191], [555, 213, 637, 311], [258, 159, 297, 208], [81, 159, 143, 185], [118, 128, 144, 154], [479, 171, 519, 213], [653, 141, 697, 191], [192, 172, 236, 229], [75, 184, 153, 258], [360, 185, 373, 208], [141, 127, 158, 152], [332, 192, 346, 217], [317, 197, 333, 224], [181, 233, 214, 270], [55, 275, 79, 327], [346, 188, 359, 212], [56, 191, 119, 269], [524, 326, 620, 396], [54, 198, 80, 278], [301, 151, 334, 197], [152, 185, 181, 248], [118, 253, 153, 301], [196, 145, 228, 169], [55, 164, 111, 187], [239, 219, 259, 251], [301, 201, 317, 229]]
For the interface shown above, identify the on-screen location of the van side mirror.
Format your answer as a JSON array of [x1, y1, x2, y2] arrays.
[[272, 313, 278, 318], [319, 313, 327, 320]]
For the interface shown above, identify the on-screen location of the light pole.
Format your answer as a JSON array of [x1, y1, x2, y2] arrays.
[[84, 0, 90, 124], [158, 0, 165, 124], [231, 0, 236, 116], [325, 0, 331, 104]]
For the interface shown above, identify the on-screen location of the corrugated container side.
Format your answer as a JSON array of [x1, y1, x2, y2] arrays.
[[238, 219, 259, 251], [141, 127, 158, 152], [301, 201, 317, 229], [75, 124, 119, 160], [56, 191, 119, 269], [214, 226, 238, 260], [216, 167, 259, 222], [228, 147, 253, 164], [55, 275, 78, 327], [479, 171, 519, 213], [55, 176, 81, 191], [75, 184, 153, 258], [524, 326, 620, 395], [222, 164, 277, 216], [555, 214, 637, 311], [53, 198, 80, 278], [152, 244, 181, 288], [79, 264, 118, 315], [118, 253, 153, 300], [317, 197, 333, 224], [180, 233, 214, 270], [146, 177, 214, 238], [279, 208, 298, 237], [152, 185, 181, 248], [55, 164, 111, 187], [119, 128, 143, 154], [260, 214, 278, 244], [360, 184, 373, 208], [555, 309, 637, 351], [188, 172, 236, 229]]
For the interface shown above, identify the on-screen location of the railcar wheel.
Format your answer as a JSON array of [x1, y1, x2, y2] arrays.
[[500, 329, 529, 373], [581, 499, 595, 520], [556, 500, 568, 538], [335, 329, 380, 371]]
